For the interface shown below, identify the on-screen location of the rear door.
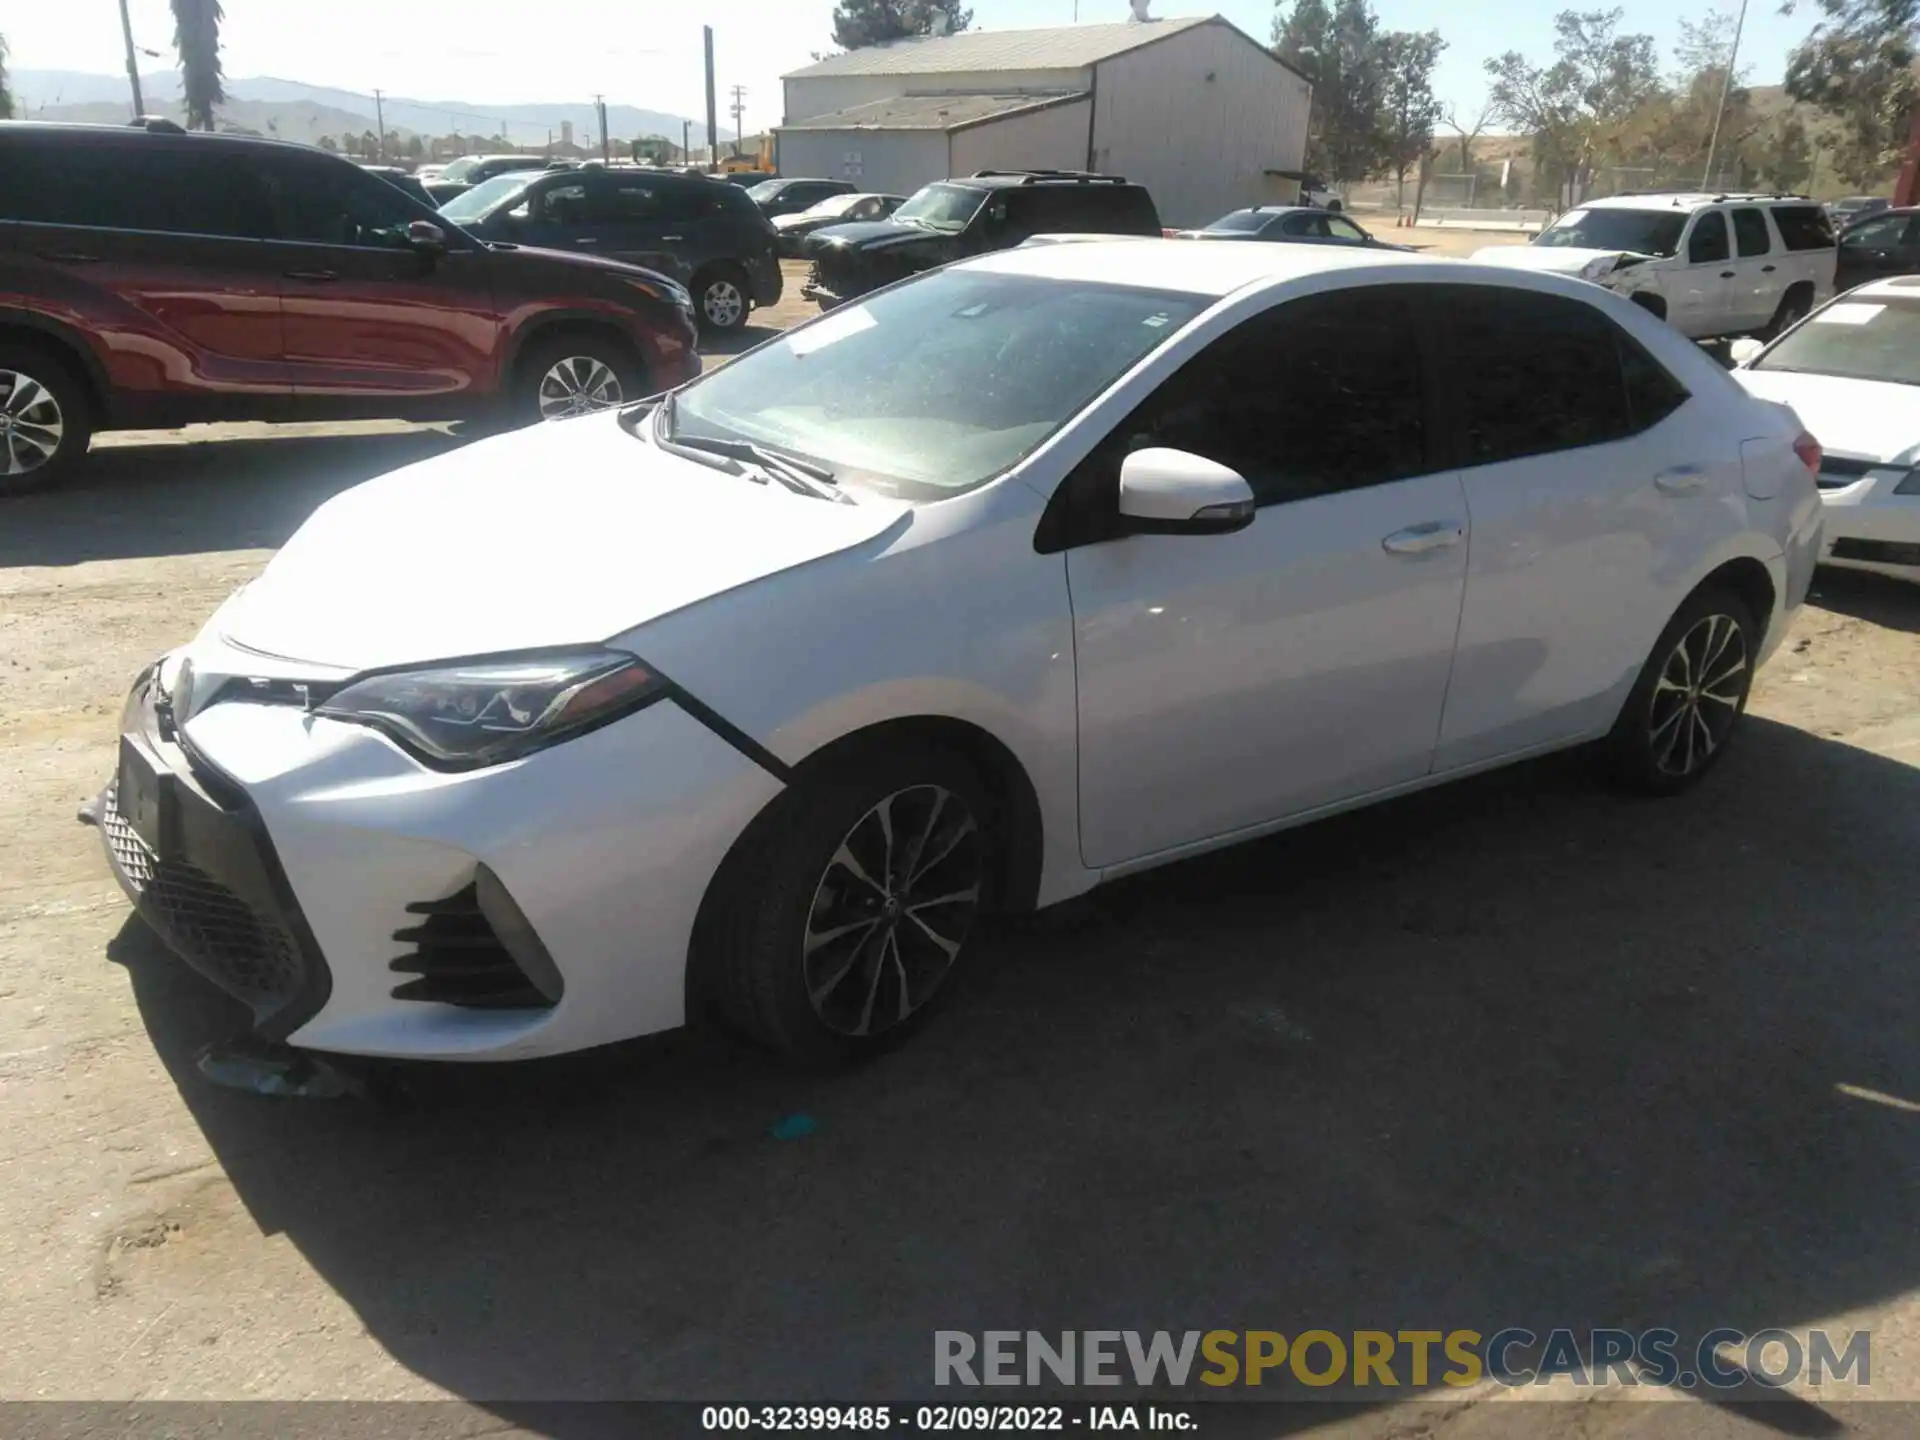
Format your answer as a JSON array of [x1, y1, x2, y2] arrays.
[[0, 136, 287, 413], [1726, 206, 1781, 330], [255, 149, 501, 404], [574, 175, 685, 279], [1427, 283, 1725, 769]]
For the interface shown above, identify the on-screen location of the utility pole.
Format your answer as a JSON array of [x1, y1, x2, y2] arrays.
[[1699, 0, 1749, 192], [682, 119, 692, 165], [118, 0, 145, 118], [594, 94, 611, 162], [703, 26, 719, 173], [373, 89, 388, 163], [730, 85, 748, 159]]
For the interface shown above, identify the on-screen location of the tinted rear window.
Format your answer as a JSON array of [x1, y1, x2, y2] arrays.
[[1773, 205, 1836, 251], [0, 140, 271, 237], [1082, 185, 1161, 235]]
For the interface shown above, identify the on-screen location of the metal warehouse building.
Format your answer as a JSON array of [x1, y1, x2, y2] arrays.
[[774, 10, 1312, 228]]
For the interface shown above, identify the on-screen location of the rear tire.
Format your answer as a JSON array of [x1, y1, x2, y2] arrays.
[[514, 332, 642, 424], [1600, 586, 1757, 796], [704, 742, 998, 1067], [693, 265, 751, 334], [0, 343, 94, 496], [1762, 284, 1814, 340]]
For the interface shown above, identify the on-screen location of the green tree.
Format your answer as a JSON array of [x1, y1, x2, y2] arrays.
[[0, 33, 14, 121], [1782, 0, 1918, 188], [1484, 8, 1660, 205], [318, 134, 339, 153], [405, 133, 426, 160], [1753, 112, 1816, 192], [1378, 29, 1447, 205], [1274, 0, 1390, 184], [830, 0, 973, 50], [170, 0, 225, 131]]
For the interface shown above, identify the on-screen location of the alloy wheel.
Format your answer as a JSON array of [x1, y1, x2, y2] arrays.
[[801, 784, 984, 1038], [1647, 612, 1748, 778], [536, 356, 624, 420], [703, 279, 746, 329], [0, 369, 66, 476]]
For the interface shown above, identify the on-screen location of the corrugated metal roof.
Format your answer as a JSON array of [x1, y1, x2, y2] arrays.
[[777, 92, 1089, 133], [783, 14, 1214, 79]]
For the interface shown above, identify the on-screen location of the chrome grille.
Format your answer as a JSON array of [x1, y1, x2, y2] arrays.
[[102, 782, 304, 1007]]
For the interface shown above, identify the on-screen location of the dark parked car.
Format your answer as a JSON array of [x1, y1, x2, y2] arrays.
[[359, 164, 434, 207], [1172, 205, 1409, 250], [1836, 207, 1920, 291], [0, 122, 700, 492], [1827, 195, 1892, 227], [801, 170, 1162, 310], [746, 176, 857, 218], [773, 192, 905, 257], [424, 153, 551, 205], [437, 166, 783, 332]]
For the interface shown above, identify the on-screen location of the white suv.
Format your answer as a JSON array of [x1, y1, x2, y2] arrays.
[[1472, 193, 1838, 342]]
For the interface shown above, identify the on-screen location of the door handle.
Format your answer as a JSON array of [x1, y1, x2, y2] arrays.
[[661, 234, 685, 242], [37, 250, 102, 264], [1381, 521, 1466, 554], [1761, 264, 1777, 272], [574, 237, 598, 245], [283, 268, 338, 281], [1655, 464, 1709, 495], [1719, 270, 1736, 278]]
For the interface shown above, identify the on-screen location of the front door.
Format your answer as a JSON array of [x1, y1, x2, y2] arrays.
[[1672, 210, 1734, 335], [1725, 206, 1782, 331], [579, 174, 691, 283], [1066, 287, 1469, 868], [255, 151, 499, 403], [1424, 283, 1730, 770]]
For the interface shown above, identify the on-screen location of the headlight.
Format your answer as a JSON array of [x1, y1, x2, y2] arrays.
[[317, 649, 664, 769]]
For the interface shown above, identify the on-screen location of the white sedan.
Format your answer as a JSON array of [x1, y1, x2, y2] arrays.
[[86, 241, 1824, 1066], [1732, 277, 1920, 582]]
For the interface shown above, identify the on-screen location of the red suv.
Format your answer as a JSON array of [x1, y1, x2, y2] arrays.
[[0, 122, 701, 492]]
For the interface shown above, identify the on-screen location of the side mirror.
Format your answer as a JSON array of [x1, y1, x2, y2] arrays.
[[1117, 448, 1256, 535], [1728, 337, 1766, 366], [407, 219, 448, 254]]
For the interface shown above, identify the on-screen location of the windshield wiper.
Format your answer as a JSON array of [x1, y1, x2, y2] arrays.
[[670, 435, 848, 501]]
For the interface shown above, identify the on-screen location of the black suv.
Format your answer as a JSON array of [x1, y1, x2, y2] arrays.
[[437, 166, 783, 332], [746, 177, 857, 217], [801, 170, 1161, 309]]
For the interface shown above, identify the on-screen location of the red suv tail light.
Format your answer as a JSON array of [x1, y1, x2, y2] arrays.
[[1793, 432, 1822, 475]]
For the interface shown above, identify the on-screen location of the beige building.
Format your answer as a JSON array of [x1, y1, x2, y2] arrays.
[[774, 11, 1312, 227]]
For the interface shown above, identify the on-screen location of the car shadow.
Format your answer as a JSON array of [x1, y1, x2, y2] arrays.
[[701, 324, 787, 362], [1807, 567, 1920, 635], [0, 426, 474, 569], [115, 717, 1920, 1425]]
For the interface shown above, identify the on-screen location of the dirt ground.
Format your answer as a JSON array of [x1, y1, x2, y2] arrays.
[[3, 231, 1917, 1437]]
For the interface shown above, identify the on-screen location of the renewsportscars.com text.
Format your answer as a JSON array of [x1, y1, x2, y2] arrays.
[[934, 1328, 1872, 1391]]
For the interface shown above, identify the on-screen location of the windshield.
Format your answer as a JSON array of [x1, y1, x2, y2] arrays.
[[803, 194, 864, 219], [437, 172, 539, 222], [1203, 210, 1272, 233], [1535, 207, 1688, 257], [746, 179, 785, 202], [893, 183, 988, 232], [1753, 297, 1920, 386], [666, 270, 1204, 499], [437, 157, 480, 185]]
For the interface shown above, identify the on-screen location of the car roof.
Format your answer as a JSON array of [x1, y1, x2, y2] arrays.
[[969, 236, 1432, 295], [1580, 192, 1817, 211], [0, 119, 317, 157]]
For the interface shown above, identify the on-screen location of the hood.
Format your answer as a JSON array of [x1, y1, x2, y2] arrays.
[[1469, 244, 1630, 276], [217, 412, 910, 672], [1733, 370, 1920, 465], [773, 212, 818, 230], [483, 240, 672, 283], [806, 219, 947, 254]]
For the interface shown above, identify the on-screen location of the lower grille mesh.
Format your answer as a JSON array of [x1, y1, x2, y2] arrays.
[[102, 783, 304, 1007]]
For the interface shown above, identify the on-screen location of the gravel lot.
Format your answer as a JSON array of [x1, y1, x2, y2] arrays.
[[3, 230, 1917, 1436]]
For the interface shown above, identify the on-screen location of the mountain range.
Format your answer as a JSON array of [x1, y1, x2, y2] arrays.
[[10, 70, 735, 149]]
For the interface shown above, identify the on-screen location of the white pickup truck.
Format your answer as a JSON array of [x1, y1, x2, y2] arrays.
[[1471, 192, 1838, 342]]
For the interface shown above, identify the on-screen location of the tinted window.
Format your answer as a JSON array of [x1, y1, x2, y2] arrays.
[[1089, 186, 1161, 235], [599, 180, 664, 222], [1773, 205, 1837, 251], [1687, 212, 1730, 264], [1840, 214, 1911, 249], [1328, 215, 1369, 242], [0, 141, 270, 238], [536, 182, 591, 226], [1731, 207, 1772, 257], [1204, 210, 1271, 233], [1280, 213, 1328, 237], [260, 154, 423, 246], [1435, 287, 1638, 464], [1116, 289, 1427, 505]]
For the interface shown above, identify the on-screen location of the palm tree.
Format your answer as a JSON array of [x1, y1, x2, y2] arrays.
[[169, 0, 225, 130], [0, 34, 16, 121]]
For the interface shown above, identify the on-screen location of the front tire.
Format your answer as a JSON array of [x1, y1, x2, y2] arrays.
[[516, 332, 641, 424], [1601, 587, 1757, 795], [706, 743, 997, 1066], [0, 344, 94, 496]]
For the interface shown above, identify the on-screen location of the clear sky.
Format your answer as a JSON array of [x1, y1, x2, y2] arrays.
[[7, 0, 1818, 130]]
